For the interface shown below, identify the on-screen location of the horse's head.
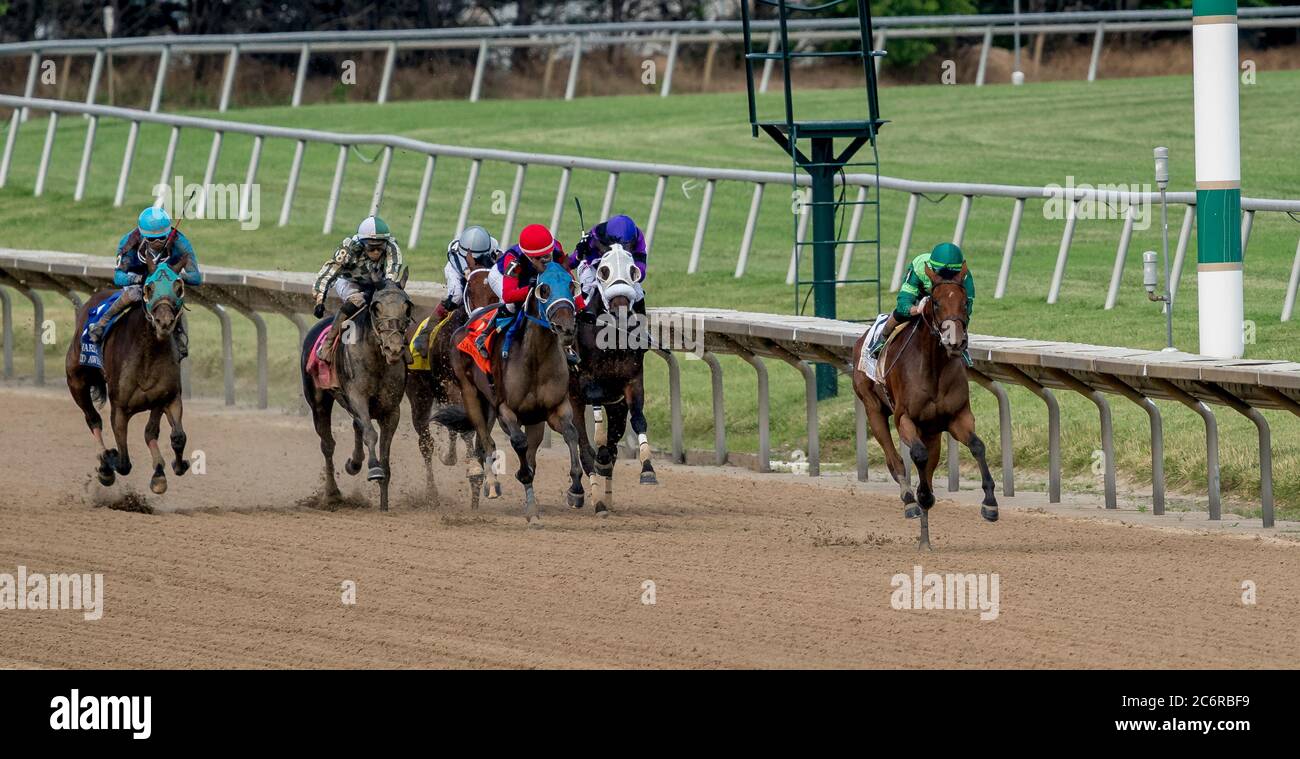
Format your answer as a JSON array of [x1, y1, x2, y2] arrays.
[[924, 262, 969, 359], [370, 271, 413, 365], [142, 256, 186, 340], [530, 261, 577, 346], [594, 244, 639, 315]]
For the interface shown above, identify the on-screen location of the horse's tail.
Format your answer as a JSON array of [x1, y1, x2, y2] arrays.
[[431, 405, 476, 433]]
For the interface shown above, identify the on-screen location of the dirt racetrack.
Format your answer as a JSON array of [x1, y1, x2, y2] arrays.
[[2, 384, 1299, 669]]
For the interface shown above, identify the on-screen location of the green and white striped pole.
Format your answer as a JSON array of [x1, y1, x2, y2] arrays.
[[1193, 0, 1244, 357]]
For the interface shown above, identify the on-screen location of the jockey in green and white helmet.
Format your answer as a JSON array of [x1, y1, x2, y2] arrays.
[[867, 242, 976, 359], [311, 215, 405, 363]]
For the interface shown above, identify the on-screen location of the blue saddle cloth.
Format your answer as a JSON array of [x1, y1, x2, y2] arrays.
[[78, 293, 124, 369]]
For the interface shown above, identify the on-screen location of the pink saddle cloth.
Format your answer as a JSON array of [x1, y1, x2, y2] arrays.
[[305, 328, 338, 390]]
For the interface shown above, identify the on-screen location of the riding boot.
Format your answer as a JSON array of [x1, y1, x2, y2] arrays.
[[172, 314, 189, 362], [868, 314, 900, 358], [566, 346, 581, 366], [320, 301, 361, 364], [87, 294, 135, 343]]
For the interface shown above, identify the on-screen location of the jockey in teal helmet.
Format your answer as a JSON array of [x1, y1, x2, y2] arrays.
[[867, 242, 975, 359], [88, 206, 203, 359]]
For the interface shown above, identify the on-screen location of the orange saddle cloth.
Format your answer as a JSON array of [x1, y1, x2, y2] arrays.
[[456, 308, 498, 375]]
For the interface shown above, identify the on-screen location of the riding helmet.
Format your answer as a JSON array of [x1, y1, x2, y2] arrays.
[[356, 215, 393, 242], [458, 225, 494, 260], [138, 206, 173, 239], [518, 224, 556, 258], [604, 214, 639, 246], [929, 242, 965, 270]]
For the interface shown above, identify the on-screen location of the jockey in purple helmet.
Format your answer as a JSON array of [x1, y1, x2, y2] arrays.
[[566, 214, 647, 313], [88, 205, 203, 360]]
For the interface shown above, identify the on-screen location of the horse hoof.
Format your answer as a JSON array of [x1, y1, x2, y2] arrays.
[[904, 504, 922, 519], [344, 459, 362, 476], [526, 515, 543, 529], [902, 491, 916, 504], [567, 490, 585, 509], [367, 466, 385, 482], [981, 505, 999, 522], [116, 461, 132, 476], [173, 459, 190, 477], [595, 502, 610, 517], [150, 476, 168, 495], [97, 470, 116, 487], [639, 472, 658, 485]]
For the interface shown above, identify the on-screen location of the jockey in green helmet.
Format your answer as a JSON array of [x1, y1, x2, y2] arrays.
[[867, 242, 975, 359]]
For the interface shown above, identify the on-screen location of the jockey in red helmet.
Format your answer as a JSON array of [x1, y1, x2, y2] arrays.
[[478, 224, 573, 362]]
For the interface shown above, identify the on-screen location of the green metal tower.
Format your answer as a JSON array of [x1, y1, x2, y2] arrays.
[[740, 0, 885, 400]]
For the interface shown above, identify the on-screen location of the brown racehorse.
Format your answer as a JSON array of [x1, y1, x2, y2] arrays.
[[66, 256, 191, 495], [405, 265, 501, 507], [851, 263, 998, 549]]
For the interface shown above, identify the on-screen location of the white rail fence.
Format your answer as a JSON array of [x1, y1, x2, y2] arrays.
[[2, 8, 1300, 108], [4, 95, 1300, 320]]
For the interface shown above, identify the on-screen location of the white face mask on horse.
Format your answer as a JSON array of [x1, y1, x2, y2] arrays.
[[592, 244, 642, 310]]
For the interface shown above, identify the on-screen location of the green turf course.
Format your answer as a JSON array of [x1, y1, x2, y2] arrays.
[[2, 71, 1299, 517]]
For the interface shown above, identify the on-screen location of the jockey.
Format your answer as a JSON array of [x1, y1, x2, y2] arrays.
[[867, 242, 975, 358], [312, 215, 405, 363], [477, 223, 569, 360], [567, 214, 647, 312], [435, 224, 500, 320], [88, 206, 203, 360]]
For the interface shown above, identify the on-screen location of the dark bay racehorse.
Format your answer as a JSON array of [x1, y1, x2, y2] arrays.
[[301, 275, 413, 512], [66, 257, 191, 495], [851, 263, 997, 549], [434, 261, 591, 527], [569, 246, 657, 516], [405, 265, 500, 507]]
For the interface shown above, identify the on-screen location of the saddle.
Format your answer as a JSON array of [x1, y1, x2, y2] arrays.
[[306, 328, 340, 390]]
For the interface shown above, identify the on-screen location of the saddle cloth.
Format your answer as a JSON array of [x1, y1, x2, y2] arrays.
[[857, 313, 891, 384], [407, 316, 434, 371], [305, 327, 339, 390], [78, 293, 125, 369], [456, 308, 499, 376]]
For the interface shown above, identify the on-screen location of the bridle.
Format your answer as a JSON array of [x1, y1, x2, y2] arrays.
[[919, 280, 969, 339], [368, 290, 413, 350]]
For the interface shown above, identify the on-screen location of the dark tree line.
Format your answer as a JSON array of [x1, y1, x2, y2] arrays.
[[1, 1, 1293, 43]]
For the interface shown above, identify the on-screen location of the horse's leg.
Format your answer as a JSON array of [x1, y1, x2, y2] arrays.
[[442, 426, 459, 465], [569, 396, 594, 478], [626, 375, 657, 485], [164, 395, 189, 477], [310, 392, 342, 500], [472, 429, 501, 499], [409, 386, 439, 504], [344, 416, 365, 477], [144, 408, 168, 495], [523, 422, 546, 526], [949, 407, 999, 522], [548, 401, 587, 512], [897, 414, 934, 550], [497, 406, 538, 525], [865, 400, 914, 516], [596, 400, 629, 515], [915, 432, 944, 552], [459, 385, 495, 510], [109, 405, 133, 476], [376, 410, 398, 512]]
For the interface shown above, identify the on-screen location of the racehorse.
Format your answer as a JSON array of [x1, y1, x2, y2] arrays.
[[433, 261, 591, 527], [301, 275, 413, 512], [568, 245, 657, 516], [405, 263, 501, 507], [850, 262, 998, 549], [66, 255, 191, 495]]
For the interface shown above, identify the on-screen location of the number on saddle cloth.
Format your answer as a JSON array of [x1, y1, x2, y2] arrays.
[[78, 292, 126, 368]]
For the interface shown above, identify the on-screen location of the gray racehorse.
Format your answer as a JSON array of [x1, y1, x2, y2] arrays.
[[301, 275, 413, 511]]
